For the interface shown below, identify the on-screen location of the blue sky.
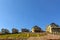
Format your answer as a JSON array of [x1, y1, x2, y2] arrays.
[[0, 0, 60, 32]]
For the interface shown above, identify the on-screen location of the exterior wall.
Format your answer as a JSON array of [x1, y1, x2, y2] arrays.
[[46, 25, 60, 33], [32, 28, 42, 33], [32, 28, 35, 32], [52, 28, 60, 33], [46, 25, 52, 33]]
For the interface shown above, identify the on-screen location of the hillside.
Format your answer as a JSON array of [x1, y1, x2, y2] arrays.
[[28, 34, 60, 40], [0, 32, 60, 40], [0, 32, 47, 40]]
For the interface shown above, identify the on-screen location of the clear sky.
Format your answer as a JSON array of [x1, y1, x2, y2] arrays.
[[0, 0, 60, 32]]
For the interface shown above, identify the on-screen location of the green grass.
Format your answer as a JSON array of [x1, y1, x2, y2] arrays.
[[0, 32, 47, 39]]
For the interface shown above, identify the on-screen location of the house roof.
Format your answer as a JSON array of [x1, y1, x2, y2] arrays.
[[32, 25, 41, 30], [50, 23, 59, 28]]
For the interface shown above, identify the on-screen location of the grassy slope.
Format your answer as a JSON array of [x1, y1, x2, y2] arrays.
[[0, 32, 47, 39]]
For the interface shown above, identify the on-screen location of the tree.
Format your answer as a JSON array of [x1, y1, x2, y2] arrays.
[[21, 28, 30, 32], [12, 28, 19, 34]]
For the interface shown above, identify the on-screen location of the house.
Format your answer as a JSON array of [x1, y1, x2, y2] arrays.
[[21, 28, 29, 32], [32, 25, 43, 33], [46, 23, 60, 33]]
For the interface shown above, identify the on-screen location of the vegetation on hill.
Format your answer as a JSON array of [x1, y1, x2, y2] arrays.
[[0, 32, 47, 39]]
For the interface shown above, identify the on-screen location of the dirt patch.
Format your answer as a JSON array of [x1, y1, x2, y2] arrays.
[[48, 39, 60, 40], [28, 34, 60, 40]]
